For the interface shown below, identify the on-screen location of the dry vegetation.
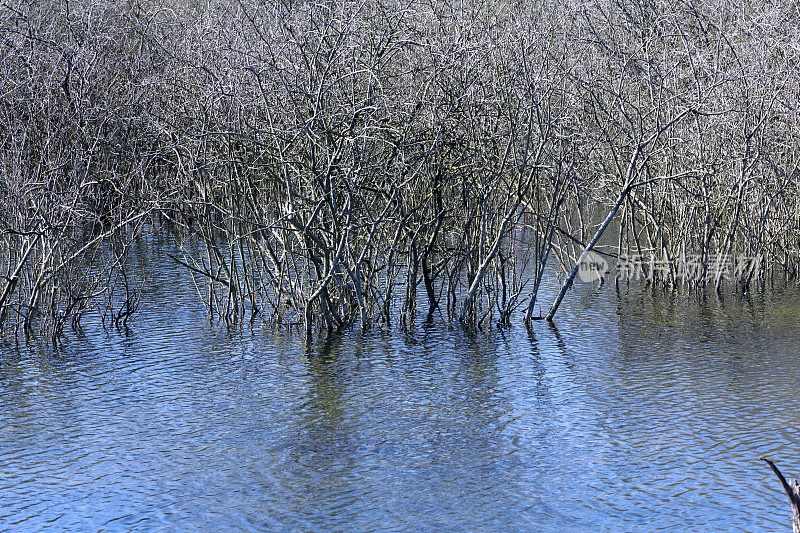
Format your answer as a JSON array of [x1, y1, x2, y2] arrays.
[[0, 0, 798, 341]]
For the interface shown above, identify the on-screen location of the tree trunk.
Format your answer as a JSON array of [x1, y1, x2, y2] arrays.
[[544, 183, 630, 322], [762, 458, 800, 533]]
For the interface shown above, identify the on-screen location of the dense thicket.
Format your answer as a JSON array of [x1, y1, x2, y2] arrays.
[[0, 0, 798, 340]]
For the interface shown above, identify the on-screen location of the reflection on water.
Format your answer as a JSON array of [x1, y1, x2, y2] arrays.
[[2, 238, 800, 531]]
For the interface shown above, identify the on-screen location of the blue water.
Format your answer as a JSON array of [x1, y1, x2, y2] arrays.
[[2, 240, 800, 531]]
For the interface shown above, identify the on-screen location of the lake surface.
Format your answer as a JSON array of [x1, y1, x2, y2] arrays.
[[2, 236, 800, 531]]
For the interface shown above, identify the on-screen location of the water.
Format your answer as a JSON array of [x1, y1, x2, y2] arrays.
[[2, 238, 800, 531]]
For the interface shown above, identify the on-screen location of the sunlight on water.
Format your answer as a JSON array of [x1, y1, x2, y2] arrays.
[[1, 237, 800, 531]]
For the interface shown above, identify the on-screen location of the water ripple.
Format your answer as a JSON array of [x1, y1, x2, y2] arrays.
[[2, 250, 800, 530]]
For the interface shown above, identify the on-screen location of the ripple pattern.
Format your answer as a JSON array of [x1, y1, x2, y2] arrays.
[[1, 248, 800, 531]]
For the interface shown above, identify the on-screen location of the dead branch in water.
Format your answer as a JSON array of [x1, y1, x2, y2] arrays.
[[762, 458, 800, 533]]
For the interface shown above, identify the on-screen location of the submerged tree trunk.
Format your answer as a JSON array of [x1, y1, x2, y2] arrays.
[[545, 146, 642, 322], [762, 458, 800, 533], [545, 109, 691, 322]]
